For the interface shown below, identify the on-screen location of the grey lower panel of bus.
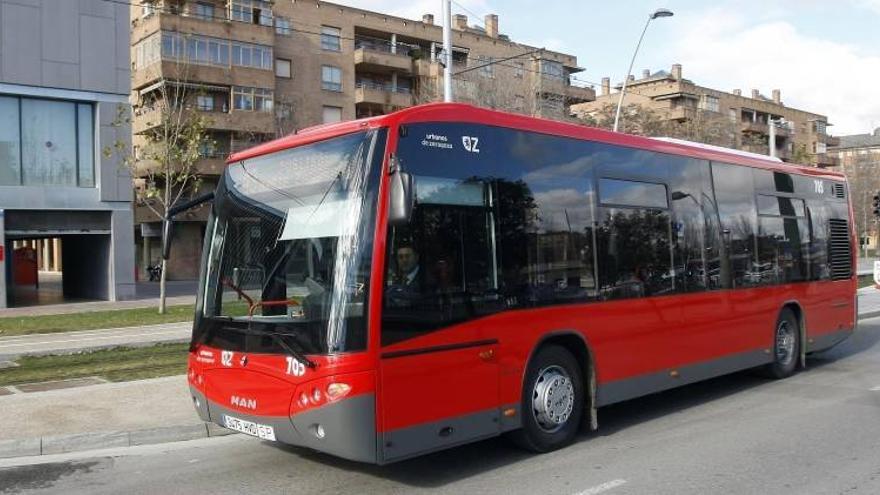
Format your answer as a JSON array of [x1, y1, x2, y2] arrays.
[[806, 329, 853, 353], [380, 407, 503, 464], [190, 386, 378, 463], [596, 349, 773, 407]]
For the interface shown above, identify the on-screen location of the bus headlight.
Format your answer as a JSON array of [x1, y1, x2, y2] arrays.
[[326, 383, 351, 401]]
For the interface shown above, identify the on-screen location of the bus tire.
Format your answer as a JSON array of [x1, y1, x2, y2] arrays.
[[762, 308, 800, 379], [510, 345, 583, 453]]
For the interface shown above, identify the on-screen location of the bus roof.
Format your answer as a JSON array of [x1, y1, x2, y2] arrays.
[[227, 103, 845, 181]]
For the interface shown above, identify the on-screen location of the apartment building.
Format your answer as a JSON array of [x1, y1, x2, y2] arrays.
[[0, 0, 134, 308], [129, 0, 594, 278], [572, 64, 839, 168], [830, 129, 880, 252]]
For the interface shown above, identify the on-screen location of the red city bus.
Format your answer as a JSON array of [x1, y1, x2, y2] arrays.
[[184, 103, 856, 464]]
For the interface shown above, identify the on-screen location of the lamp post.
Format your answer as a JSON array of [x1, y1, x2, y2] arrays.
[[612, 8, 674, 133]]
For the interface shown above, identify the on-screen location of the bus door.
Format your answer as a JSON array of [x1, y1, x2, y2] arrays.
[[379, 176, 501, 462]]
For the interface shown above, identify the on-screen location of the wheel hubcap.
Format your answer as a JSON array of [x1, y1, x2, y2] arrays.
[[532, 365, 575, 433], [776, 321, 796, 366]]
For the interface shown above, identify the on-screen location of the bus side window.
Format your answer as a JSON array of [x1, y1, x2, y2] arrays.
[[595, 178, 674, 299]]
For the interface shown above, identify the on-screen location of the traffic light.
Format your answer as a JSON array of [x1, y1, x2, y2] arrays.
[[873, 193, 880, 217]]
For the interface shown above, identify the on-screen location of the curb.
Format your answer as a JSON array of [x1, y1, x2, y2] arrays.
[[859, 310, 880, 321], [0, 422, 237, 460]]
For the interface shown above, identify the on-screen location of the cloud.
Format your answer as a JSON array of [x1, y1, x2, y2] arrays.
[[668, 8, 880, 135]]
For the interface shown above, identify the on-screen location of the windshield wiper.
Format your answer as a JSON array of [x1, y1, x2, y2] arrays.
[[220, 324, 317, 370]]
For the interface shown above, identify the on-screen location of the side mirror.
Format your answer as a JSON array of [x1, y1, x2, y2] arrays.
[[388, 160, 414, 225], [161, 219, 174, 261]]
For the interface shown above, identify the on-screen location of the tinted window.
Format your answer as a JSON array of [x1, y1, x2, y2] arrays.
[[598, 178, 668, 208], [757, 195, 806, 217], [385, 123, 598, 344], [757, 217, 809, 284], [668, 158, 714, 292], [595, 207, 673, 298], [712, 162, 758, 288]]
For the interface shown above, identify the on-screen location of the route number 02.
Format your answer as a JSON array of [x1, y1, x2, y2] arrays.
[[286, 356, 306, 377]]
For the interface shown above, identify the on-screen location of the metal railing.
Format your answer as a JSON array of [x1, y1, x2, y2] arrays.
[[356, 81, 412, 94]]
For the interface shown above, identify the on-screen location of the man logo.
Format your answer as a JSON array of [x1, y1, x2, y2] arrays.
[[462, 136, 480, 153], [231, 395, 257, 410]]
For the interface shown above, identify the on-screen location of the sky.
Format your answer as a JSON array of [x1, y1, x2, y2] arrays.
[[331, 0, 880, 135]]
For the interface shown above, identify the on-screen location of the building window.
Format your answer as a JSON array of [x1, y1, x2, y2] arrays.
[[192, 2, 215, 21], [141, 1, 156, 18], [232, 86, 273, 112], [815, 120, 827, 135], [231, 41, 273, 69], [322, 65, 342, 92], [514, 62, 524, 79], [196, 95, 215, 112], [540, 60, 564, 80], [479, 57, 495, 78], [275, 58, 291, 78], [322, 106, 343, 123], [321, 26, 342, 51], [134, 32, 162, 69], [229, 0, 272, 26], [700, 95, 720, 112], [0, 97, 94, 187], [275, 16, 291, 36], [0, 96, 22, 186], [160, 32, 234, 67]]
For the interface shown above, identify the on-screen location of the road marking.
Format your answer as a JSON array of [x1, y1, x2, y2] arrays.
[[574, 479, 627, 495], [0, 330, 189, 349], [0, 323, 192, 343], [870, 386, 880, 391]]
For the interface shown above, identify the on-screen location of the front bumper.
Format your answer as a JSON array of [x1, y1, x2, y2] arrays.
[[190, 386, 378, 463]]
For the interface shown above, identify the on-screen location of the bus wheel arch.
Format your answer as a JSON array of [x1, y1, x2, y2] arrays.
[[763, 304, 803, 378], [781, 301, 807, 368], [523, 332, 598, 431]]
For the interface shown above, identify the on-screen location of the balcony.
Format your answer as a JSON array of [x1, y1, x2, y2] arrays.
[[741, 121, 769, 134], [564, 83, 596, 104], [354, 46, 414, 75], [133, 106, 274, 135], [355, 82, 414, 109], [815, 154, 840, 167], [132, 11, 274, 47], [133, 60, 275, 92]]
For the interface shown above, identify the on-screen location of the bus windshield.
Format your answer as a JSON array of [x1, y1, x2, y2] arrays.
[[196, 129, 384, 354]]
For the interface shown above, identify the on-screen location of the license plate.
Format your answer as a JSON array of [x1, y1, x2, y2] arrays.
[[223, 415, 276, 441]]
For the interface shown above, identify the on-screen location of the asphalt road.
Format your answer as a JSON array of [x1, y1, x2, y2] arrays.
[[3, 318, 880, 495]]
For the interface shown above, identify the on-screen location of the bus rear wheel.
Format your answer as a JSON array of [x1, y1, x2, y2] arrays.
[[510, 345, 583, 453], [762, 308, 800, 379]]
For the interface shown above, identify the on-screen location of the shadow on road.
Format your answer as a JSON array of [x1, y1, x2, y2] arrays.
[[267, 324, 878, 489]]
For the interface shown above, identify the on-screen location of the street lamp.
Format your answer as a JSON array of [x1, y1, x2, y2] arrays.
[[612, 8, 674, 133]]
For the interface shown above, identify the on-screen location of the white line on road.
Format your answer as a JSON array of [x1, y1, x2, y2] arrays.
[[0, 330, 189, 349], [870, 386, 880, 391], [0, 323, 192, 343], [574, 479, 627, 495]]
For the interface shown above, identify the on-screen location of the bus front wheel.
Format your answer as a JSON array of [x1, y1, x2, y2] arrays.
[[510, 345, 584, 453], [762, 308, 800, 379]]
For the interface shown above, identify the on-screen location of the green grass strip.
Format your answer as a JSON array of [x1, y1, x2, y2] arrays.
[[0, 305, 196, 337], [0, 343, 190, 387]]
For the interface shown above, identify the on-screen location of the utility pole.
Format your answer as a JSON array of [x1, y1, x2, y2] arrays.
[[768, 119, 777, 158], [442, 0, 453, 102]]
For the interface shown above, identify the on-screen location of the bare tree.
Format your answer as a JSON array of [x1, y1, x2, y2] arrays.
[[106, 65, 213, 314], [843, 152, 880, 256]]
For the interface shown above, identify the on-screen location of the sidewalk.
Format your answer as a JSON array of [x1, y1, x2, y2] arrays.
[[858, 285, 880, 320], [0, 376, 232, 459], [0, 321, 192, 360]]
